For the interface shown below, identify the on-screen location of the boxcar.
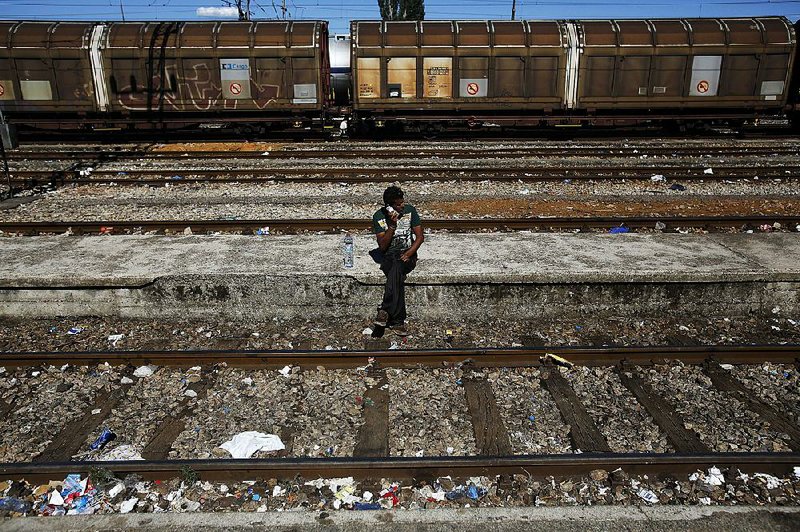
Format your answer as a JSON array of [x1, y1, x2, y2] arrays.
[[1, 20, 331, 131]]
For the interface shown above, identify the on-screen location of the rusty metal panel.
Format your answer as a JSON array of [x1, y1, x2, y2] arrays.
[[456, 22, 490, 46], [253, 22, 289, 47], [107, 23, 144, 48], [356, 22, 382, 47], [529, 56, 559, 97], [53, 59, 92, 101], [421, 22, 453, 46], [180, 23, 217, 48], [423, 57, 451, 98], [615, 56, 650, 96], [758, 18, 793, 44], [459, 56, 488, 97], [759, 53, 791, 100], [719, 55, 758, 96], [217, 22, 251, 47], [110, 59, 140, 94], [723, 19, 762, 45], [492, 56, 524, 97], [290, 22, 316, 47], [254, 57, 285, 100], [617, 21, 652, 46], [493, 21, 526, 46], [689, 19, 725, 45], [651, 20, 690, 46], [0, 23, 16, 47], [387, 57, 416, 97], [689, 55, 721, 96], [50, 23, 92, 48], [10, 22, 52, 48], [180, 58, 221, 100], [650, 55, 686, 96], [356, 57, 380, 98], [582, 21, 617, 46], [527, 21, 562, 46], [385, 22, 417, 47], [584, 56, 615, 96]]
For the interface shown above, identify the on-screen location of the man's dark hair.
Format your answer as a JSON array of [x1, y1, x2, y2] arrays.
[[383, 185, 404, 206]]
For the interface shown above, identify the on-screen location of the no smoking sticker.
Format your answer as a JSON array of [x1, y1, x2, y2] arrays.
[[696, 80, 709, 93], [0, 83, 4, 97], [466, 82, 480, 96], [229, 82, 242, 95]]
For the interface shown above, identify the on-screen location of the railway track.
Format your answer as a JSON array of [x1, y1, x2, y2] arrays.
[[7, 144, 800, 161], [0, 345, 797, 483], [0, 216, 796, 235], [8, 164, 800, 187]]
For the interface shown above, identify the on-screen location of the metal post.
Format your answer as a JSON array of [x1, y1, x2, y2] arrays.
[[119, 0, 126, 21], [511, 0, 516, 20], [0, 106, 11, 201]]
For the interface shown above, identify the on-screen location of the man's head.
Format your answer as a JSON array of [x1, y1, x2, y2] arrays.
[[383, 185, 405, 211]]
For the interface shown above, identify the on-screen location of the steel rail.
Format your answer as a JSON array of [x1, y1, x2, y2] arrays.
[[1, 345, 797, 369], [1, 453, 797, 482], [7, 146, 800, 160], [0, 216, 796, 235]]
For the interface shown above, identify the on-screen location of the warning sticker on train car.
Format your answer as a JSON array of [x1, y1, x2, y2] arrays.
[[220, 59, 251, 99], [0, 80, 12, 100], [460, 79, 487, 98], [423, 58, 452, 98], [689, 56, 720, 97]]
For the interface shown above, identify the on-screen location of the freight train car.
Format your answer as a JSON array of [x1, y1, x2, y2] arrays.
[[350, 17, 797, 132], [0, 20, 330, 132]]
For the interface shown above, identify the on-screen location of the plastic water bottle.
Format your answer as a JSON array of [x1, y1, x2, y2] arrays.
[[343, 233, 354, 268]]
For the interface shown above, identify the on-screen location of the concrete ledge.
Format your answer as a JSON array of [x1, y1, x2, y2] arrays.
[[0, 233, 798, 320], [1, 506, 798, 532]]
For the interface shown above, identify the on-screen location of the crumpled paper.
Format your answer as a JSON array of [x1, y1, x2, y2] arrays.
[[219, 432, 285, 459]]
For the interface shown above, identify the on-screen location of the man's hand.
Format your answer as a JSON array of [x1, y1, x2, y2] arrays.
[[400, 250, 413, 262], [388, 209, 399, 226]]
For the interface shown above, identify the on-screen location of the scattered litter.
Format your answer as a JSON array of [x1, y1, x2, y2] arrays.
[[120, 376, 134, 385], [91, 409, 101, 415], [67, 327, 84, 335], [256, 227, 270, 235], [753, 473, 783, 490], [637, 488, 659, 504], [133, 365, 156, 378], [704, 168, 714, 174], [108, 484, 125, 498], [719, 364, 734, 370], [219, 432, 285, 459], [119, 498, 138, 513], [669, 183, 686, 191], [107, 334, 124, 346], [183, 227, 193, 236], [608, 226, 629, 234], [541, 353, 573, 369], [278, 366, 292, 377], [655, 221, 666, 231], [650, 174, 666, 182], [89, 428, 116, 451], [362, 327, 373, 335], [184, 389, 198, 398], [706, 467, 724, 486]]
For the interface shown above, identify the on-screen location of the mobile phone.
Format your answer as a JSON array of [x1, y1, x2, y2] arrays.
[[386, 206, 396, 215]]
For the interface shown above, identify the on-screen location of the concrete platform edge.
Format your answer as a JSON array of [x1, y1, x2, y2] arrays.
[[1, 505, 798, 532]]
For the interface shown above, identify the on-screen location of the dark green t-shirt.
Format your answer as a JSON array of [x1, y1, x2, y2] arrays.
[[372, 204, 421, 253]]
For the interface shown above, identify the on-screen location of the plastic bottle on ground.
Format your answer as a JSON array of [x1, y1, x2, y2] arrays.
[[343, 233, 354, 268]]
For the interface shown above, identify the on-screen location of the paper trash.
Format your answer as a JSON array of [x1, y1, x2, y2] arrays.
[[220, 432, 285, 459]]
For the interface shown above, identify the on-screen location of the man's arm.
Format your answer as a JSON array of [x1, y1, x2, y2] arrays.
[[400, 225, 424, 262], [375, 226, 396, 251]]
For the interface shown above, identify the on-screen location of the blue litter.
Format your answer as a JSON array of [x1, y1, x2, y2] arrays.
[[445, 489, 465, 501], [608, 226, 630, 234], [669, 183, 687, 191], [252, 494, 261, 501], [528, 415, 536, 422], [170, 175, 183, 180], [455, 379, 463, 386], [467, 486, 479, 500], [354, 502, 382, 510], [89, 428, 116, 451]]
